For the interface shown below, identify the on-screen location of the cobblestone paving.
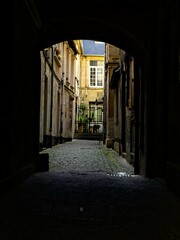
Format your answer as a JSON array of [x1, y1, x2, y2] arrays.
[[43, 139, 134, 175], [0, 140, 180, 240]]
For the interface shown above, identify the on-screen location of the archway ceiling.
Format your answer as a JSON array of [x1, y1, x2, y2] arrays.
[[28, 0, 160, 60]]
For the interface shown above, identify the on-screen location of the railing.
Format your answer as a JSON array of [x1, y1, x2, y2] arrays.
[[76, 119, 103, 134]]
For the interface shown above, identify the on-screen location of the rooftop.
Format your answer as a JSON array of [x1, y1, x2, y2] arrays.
[[82, 40, 105, 56]]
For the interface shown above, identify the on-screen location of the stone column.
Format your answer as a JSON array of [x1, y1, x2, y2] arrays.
[[105, 68, 114, 148]]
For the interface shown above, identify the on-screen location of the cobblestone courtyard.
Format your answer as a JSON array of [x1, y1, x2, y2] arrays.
[[0, 140, 180, 240]]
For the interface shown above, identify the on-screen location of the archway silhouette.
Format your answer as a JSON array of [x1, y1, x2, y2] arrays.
[[10, 1, 180, 196]]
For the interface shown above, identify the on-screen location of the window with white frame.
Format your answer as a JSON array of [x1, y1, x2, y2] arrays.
[[90, 60, 104, 87]]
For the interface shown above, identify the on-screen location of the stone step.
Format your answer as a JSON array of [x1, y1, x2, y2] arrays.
[[74, 133, 102, 140]]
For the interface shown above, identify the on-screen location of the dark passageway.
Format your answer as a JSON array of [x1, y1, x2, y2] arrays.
[[1, 140, 180, 240], [4, 1, 180, 239], [12, 0, 180, 197]]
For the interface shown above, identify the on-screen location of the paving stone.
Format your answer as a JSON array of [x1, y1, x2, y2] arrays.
[[0, 140, 180, 240]]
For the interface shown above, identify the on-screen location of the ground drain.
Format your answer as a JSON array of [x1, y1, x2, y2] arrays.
[[107, 172, 133, 177]]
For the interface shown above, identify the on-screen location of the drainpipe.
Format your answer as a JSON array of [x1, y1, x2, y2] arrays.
[[60, 72, 64, 144], [49, 45, 54, 147], [103, 44, 107, 144]]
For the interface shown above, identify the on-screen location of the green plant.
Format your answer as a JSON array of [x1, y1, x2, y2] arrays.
[[78, 103, 89, 132], [79, 103, 87, 120], [80, 103, 87, 111], [91, 111, 94, 118], [79, 115, 83, 123]]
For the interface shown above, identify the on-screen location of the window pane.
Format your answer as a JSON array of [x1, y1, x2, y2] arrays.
[[97, 68, 103, 86], [90, 67, 96, 86], [97, 61, 103, 66], [97, 107, 102, 121], [90, 61, 97, 66], [90, 64, 104, 87], [89, 106, 95, 119]]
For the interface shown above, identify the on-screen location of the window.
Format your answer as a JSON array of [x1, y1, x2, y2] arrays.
[[90, 60, 104, 87], [89, 103, 103, 122], [96, 106, 103, 122]]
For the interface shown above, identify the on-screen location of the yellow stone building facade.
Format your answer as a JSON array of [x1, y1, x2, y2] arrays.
[[39, 40, 105, 147], [77, 40, 105, 134]]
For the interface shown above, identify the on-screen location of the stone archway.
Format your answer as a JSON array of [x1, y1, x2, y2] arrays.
[[10, 0, 180, 196], [11, 1, 152, 190]]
